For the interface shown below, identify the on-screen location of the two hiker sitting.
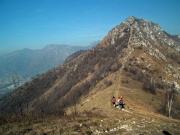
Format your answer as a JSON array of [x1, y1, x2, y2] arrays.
[[112, 96, 125, 109]]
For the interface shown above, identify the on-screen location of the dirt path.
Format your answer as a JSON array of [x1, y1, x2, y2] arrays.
[[111, 27, 134, 99]]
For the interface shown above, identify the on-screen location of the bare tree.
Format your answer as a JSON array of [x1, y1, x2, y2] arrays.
[[142, 77, 156, 94], [166, 88, 175, 118]]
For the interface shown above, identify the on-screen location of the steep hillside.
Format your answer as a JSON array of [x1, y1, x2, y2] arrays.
[[0, 17, 180, 134]]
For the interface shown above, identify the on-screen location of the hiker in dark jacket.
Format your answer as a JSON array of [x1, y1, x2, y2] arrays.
[[118, 96, 125, 109]]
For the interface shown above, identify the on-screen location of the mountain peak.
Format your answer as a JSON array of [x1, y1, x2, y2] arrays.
[[106, 16, 180, 52], [123, 16, 148, 25], [123, 16, 137, 25]]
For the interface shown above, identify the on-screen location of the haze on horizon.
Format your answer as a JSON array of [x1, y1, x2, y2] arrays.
[[0, 0, 180, 55]]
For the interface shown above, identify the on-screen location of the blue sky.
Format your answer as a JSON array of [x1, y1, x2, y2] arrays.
[[0, 0, 180, 55]]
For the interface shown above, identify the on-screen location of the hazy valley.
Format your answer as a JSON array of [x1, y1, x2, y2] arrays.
[[0, 42, 99, 98]]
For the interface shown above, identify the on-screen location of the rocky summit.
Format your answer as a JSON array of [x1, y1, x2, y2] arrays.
[[0, 16, 180, 134]]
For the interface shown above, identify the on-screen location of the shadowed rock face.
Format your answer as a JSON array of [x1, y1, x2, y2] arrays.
[[163, 130, 171, 135]]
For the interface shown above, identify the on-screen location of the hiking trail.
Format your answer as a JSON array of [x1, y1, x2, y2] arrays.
[[111, 27, 134, 99]]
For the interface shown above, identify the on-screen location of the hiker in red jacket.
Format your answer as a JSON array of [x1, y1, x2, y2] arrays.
[[112, 96, 116, 107]]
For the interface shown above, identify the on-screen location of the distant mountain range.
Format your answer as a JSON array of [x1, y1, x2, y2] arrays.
[[0, 41, 100, 98]]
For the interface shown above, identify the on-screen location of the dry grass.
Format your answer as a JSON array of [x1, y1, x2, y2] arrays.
[[1, 106, 180, 135], [1, 48, 180, 134], [1, 67, 179, 135]]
